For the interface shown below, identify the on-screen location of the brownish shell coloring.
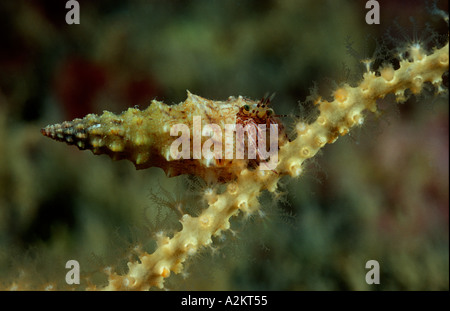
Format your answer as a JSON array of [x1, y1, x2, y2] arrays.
[[41, 91, 287, 182]]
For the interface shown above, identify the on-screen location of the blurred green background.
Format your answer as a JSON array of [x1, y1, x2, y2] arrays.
[[0, 0, 448, 290]]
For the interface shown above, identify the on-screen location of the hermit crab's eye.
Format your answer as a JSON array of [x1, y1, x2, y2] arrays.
[[243, 104, 250, 111], [266, 108, 274, 116]]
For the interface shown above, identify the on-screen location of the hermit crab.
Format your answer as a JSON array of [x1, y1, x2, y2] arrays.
[[41, 91, 288, 182]]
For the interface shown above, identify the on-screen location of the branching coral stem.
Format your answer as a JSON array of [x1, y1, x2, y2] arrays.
[[100, 42, 448, 290]]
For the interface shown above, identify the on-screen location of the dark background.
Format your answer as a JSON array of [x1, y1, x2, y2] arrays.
[[0, 0, 448, 290]]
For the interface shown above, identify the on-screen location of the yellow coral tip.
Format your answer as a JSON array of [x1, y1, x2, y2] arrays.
[[300, 146, 310, 158], [161, 267, 170, 278], [380, 65, 395, 82], [439, 53, 448, 65], [334, 88, 348, 103], [289, 161, 302, 177]]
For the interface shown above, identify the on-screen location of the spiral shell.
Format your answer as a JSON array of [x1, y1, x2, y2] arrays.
[[41, 91, 286, 182]]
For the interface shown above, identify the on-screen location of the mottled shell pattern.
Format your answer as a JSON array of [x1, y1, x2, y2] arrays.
[[41, 91, 286, 182]]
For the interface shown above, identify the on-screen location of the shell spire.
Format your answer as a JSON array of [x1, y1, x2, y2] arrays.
[[41, 115, 103, 151], [41, 91, 286, 182]]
